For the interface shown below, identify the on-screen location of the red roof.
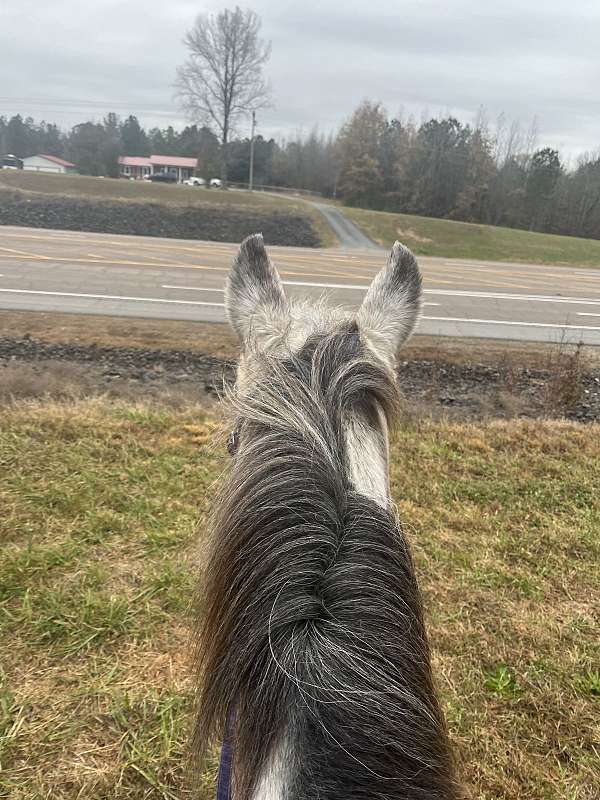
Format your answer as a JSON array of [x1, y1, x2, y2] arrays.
[[118, 154, 198, 168], [39, 154, 76, 168]]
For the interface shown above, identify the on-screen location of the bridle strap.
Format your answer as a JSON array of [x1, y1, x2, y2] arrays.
[[215, 736, 233, 800]]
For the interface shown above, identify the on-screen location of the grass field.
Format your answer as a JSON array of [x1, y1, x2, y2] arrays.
[[0, 171, 292, 209], [1, 398, 598, 799], [344, 206, 600, 267]]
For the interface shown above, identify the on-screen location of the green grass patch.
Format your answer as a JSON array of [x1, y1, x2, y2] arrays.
[[0, 400, 598, 798], [344, 205, 600, 266]]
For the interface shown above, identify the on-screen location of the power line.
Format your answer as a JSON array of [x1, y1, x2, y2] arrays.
[[0, 95, 178, 113]]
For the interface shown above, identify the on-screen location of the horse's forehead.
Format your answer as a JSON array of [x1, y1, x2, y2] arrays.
[[285, 301, 350, 352]]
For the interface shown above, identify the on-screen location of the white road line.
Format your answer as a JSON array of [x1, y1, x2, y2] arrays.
[[162, 284, 223, 292], [0, 288, 224, 308], [576, 312, 600, 317], [425, 288, 600, 305], [422, 316, 600, 331], [162, 281, 600, 306], [160, 283, 440, 306], [3, 287, 600, 332]]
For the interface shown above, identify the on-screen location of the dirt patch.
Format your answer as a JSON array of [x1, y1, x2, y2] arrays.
[[0, 188, 322, 247], [396, 227, 433, 244], [1, 335, 599, 422]]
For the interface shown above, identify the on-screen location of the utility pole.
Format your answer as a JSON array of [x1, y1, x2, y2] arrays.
[[249, 110, 256, 191]]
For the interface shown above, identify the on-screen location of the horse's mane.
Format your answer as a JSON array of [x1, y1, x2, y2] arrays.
[[193, 322, 459, 799]]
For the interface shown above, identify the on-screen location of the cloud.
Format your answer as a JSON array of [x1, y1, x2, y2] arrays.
[[1, 0, 598, 155]]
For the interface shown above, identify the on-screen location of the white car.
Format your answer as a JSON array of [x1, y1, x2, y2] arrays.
[[210, 178, 223, 187], [184, 177, 206, 187]]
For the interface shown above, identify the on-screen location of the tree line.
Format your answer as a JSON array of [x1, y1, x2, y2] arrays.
[[2, 103, 600, 240]]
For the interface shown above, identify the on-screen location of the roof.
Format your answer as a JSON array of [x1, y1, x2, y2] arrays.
[[37, 154, 76, 168], [150, 154, 197, 168], [119, 156, 152, 167], [119, 154, 198, 168]]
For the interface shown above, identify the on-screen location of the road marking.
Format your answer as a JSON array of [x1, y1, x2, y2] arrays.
[[162, 281, 600, 306], [0, 288, 224, 308], [162, 284, 224, 292], [576, 312, 600, 317], [0, 252, 369, 282], [426, 289, 600, 305], [2, 288, 600, 333], [422, 316, 600, 331], [160, 282, 440, 306]]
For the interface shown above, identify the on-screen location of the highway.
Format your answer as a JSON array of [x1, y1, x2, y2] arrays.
[[1, 225, 600, 345]]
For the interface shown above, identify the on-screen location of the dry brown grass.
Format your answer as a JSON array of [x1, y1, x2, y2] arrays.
[[0, 311, 238, 358], [542, 341, 590, 415], [5, 310, 599, 373], [1, 400, 598, 799]]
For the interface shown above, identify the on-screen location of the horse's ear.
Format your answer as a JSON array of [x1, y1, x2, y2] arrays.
[[225, 234, 289, 343], [357, 241, 422, 365]]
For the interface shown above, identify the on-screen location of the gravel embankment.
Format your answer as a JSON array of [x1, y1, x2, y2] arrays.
[[0, 189, 322, 247], [2, 336, 599, 421]]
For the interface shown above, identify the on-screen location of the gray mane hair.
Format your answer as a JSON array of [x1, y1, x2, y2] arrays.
[[192, 235, 460, 799]]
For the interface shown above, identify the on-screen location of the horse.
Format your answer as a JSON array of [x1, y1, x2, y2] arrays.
[[192, 234, 459, 799]]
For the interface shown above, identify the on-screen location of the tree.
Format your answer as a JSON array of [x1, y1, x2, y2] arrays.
[[175, 6, 271, 187], [525, 147, 562, 230], [101, 113, 121, 177], [120, 115, 149, 156], [339, 154, 384, 208], [67, 123, 111, 175], [407, 118, 471, 218], [451, 128, 496, 221], [5, 115, 31, 157], [336, 102, 388, 207]]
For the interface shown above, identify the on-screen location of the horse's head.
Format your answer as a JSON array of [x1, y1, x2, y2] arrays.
[[225, 233, 422, 387], [222, 234, 423, 508], [197, 235, 458, 800]]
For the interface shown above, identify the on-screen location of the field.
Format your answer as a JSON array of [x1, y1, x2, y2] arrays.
[[1, 397, 598, 799], [344, 206, 600, 267], [0, 172, 334, 247], [0, 171, 296, 210]]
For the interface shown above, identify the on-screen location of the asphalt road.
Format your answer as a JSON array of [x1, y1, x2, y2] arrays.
[[1, 225, 600, 345], [308, 201, 379, 249]]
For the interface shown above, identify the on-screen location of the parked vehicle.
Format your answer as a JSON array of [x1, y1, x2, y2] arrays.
[[210, 178, 223, 187], [184, 177, 206, 187], [1, 154, 23, 170], [149, 172, 177, 183]]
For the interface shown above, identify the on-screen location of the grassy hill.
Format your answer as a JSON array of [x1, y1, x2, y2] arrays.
[[0, 172, 334, 247], [344, 206, 600, 267]]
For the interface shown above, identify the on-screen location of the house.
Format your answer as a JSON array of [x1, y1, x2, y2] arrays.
[[118, 154, 197, 183], [22, 154, 77, 174]]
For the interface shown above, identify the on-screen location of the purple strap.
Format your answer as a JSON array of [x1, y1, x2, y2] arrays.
[[216, 715, 234, 800]]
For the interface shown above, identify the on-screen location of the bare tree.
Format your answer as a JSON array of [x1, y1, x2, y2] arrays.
[[175, 6, 271, 187]]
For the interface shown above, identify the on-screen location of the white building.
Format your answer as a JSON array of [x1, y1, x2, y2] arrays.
[[22, 154, 77, 174]]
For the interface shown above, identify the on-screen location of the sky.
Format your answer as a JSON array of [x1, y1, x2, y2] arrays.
[[1, 0, 599, 159]]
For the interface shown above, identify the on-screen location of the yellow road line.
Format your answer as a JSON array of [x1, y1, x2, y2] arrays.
[[0, 252, 377, 282]]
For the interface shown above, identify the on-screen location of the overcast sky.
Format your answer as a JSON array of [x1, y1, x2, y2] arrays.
[[1, 0, 599, 159]]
